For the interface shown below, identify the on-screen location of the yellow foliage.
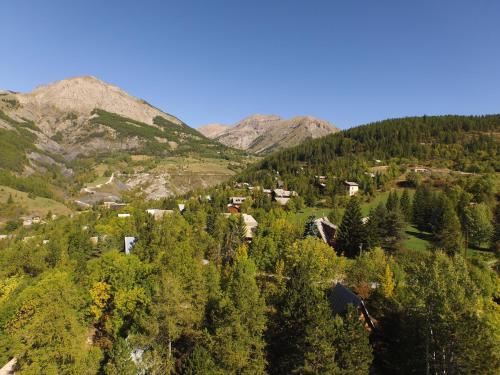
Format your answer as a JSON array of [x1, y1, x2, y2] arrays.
[[90, 281, 111, 321]]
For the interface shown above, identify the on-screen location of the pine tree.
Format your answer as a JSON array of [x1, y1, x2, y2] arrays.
[[436, 197, 464, 255], [270, 254, 339, 374], [212, 251, 267, 374], [386, 190, 399, 212], [337, 197, 367, 257], [400, 189, 412, 222], [303, 215, 319, 238], [7, 193, 13, 204], [334, 305, 373, 375]]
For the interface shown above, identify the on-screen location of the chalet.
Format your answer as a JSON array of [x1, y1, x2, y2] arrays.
[[412, 166, 430, 174], [222, 213, 259, 240], [343, 181, 359, 196], [103, 201, 127, 210], [314, 217, 338, 247], [124, 236, 137, 255], [0, 234, 11, 241], [146, 209, 173, 220], [262, 188, 272, 195], [178, 203, 186, 212], [22, 218, 33, 227], [272, 189, 298, 206], [227, 204, 241, 214], [230, 197, 247, 205], [329, 283, 375, 330], [242, 214, 258, 239], [118, 213, 131, 218]]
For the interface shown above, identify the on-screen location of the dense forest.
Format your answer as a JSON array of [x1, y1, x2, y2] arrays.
[[0, 114, 499, 374]]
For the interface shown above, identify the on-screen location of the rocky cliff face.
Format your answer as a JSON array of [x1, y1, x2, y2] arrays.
[[199, 114, 339, 154]]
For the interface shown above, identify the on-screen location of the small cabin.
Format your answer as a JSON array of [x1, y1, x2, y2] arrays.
[[230, 197, 247, 205], [314, 217, 338, 247], [343, 181, 359, 196], [124, 237, 137, 255], [272, 189, 298, 205], [329, 283, 375, 331], [103, 201, 128, 210], [227, 204, 241, 214], [242, 214, 258, 239]]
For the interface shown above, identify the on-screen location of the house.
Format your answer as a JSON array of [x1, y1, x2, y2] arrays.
[[227, 204, 241, 214], [230, 197, 247, 205], [222, 213, 259, 240], [0, 357, 17, 375], [90, 236, 99, 246], [314, 217, 338, 247], [242, 214, 258, 239], [262, 188, 272, 195], [178, 203, 186, 212], [329, 283, 375, 330], [22, 218, 33, 227], [146, 209, 173, 220], [103, 201, 128, 210], [124, 237, 137, 255], [117, 213, 131, 218], [0, 234, 12, 241], [343, 181, 359, 196], [32, 216, 41, 224], [272, 189, 298, 205], [412, 166, 430, 174]]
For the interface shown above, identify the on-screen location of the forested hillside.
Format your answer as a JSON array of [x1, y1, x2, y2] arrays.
[[0, 114, 499, 374]]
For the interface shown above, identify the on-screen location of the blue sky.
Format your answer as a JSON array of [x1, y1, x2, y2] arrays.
[[1, 0, 499, 129]]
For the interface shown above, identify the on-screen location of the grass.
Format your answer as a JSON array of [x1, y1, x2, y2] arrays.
[[292, 207, 333, 226], [0, 185, 72, 222]]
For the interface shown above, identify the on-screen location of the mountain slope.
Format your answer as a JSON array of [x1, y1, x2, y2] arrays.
[[0, 76, 247, 203], [199, 114, 339, 154]]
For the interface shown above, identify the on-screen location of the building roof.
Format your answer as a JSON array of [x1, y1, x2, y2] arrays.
[[329, 283, 374, 329], [124, 236, 136, 255], [343, 181, 359, 187], [314, 217, 337, 244]]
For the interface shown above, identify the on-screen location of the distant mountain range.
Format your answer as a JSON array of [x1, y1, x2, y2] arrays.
[[199, 114, 339, 154]]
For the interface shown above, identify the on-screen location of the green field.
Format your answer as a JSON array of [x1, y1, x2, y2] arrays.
[[0, 185, 71, 222]]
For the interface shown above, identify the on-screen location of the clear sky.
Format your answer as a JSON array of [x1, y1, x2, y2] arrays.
[[1, 0, 499, 129]]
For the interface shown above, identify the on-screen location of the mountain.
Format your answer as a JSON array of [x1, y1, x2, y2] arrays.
[[198, 114, 339, 154], [197, 123, 231, 138], [0, 76, 247, 207]]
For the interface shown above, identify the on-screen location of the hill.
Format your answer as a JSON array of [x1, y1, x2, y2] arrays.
[[199, 114, 339, 154], [0, 77, 249, 204], [238, 114, 500, 191]]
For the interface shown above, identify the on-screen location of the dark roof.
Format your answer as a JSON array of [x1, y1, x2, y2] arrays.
[[329, 283, 375, 330], [330, 283, 363, 315]]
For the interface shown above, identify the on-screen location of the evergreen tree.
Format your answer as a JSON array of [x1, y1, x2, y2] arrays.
[[399, 189, 412, 222], [384, 208, 405, 253], [212, 249, 267, 374], [436, 197, 464, 255], [337, 197, 367, 257], [7, 193, 13, 204], [270, 253, 339, 375], [303, 215, 319, 238], [386, 190, 399, 212], [334, 305, 373, 375]]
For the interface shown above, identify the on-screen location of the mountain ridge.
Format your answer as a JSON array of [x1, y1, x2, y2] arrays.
[[199, 114, 339, 154]]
